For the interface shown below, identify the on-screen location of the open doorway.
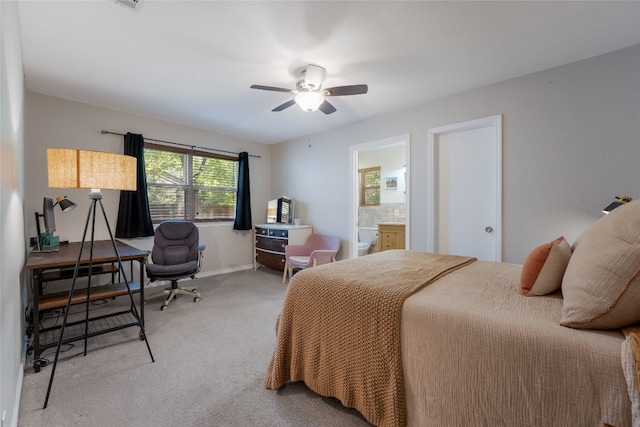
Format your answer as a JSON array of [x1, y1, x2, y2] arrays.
[[349, 134, 410, 259]]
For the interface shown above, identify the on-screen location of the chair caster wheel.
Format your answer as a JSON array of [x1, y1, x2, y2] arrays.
[[160, 304, 168, 311], [194, 297, 200, 303]]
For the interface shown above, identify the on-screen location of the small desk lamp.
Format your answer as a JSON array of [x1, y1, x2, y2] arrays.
[[54, 195, 76, 212], [43, 148, 154, 408], [602, 195, 632, 214], [33, 196, 76, 252]]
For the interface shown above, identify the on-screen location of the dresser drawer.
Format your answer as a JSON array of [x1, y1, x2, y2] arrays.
[[255, 227, 269, 236], [255, 250, 285, 270], [268, 228, 288, 238], [255, 227, 289, 238], [256, 235, 287, 252]]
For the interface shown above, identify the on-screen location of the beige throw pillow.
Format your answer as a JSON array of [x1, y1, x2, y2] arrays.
[[561, 200, 640, 329], [520, 236, 572, 296]]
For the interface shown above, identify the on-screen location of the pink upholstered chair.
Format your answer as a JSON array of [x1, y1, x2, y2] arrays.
[[282, 234, 341, 283]]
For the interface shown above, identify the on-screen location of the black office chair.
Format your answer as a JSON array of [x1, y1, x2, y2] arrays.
[[145, 221, 205, 311]]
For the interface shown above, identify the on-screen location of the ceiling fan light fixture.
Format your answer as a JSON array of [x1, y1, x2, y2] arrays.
[[295, 91, 325, 112], [251, 64, 367, 114]]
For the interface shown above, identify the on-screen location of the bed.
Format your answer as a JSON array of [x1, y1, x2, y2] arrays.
[[266, 201, 640, 427]]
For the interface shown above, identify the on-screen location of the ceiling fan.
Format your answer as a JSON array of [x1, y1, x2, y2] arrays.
[[250, 64, 368, 114]]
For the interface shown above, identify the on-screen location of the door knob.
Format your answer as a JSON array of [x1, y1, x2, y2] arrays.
[[485, 226, 493, 233]]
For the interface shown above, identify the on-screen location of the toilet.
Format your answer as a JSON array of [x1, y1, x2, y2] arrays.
[[357, 226, 378, 257]]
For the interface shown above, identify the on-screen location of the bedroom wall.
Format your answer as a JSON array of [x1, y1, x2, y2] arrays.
[[24, 92, 273, 275], [1, 2, 27, 426], [271, 45, 640, 264]]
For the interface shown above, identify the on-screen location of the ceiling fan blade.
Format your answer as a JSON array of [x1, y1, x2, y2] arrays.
[[318, 100, 337, 115], [272, 99, 296, 112], [250, 84, 292, 93], [324, 84, 368, 96]]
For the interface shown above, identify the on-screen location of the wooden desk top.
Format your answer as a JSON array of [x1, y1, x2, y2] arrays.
[[26, 240, 149, 270]]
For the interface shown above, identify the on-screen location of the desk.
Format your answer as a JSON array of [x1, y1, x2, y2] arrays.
[[25, 240, 149, 373]]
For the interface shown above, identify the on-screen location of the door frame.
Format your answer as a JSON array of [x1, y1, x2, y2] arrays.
[[427, 115, 502, 261], [349, 134, 411, 259]]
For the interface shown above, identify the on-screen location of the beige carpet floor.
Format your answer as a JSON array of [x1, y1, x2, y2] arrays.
[[18, 268, 371, 426]]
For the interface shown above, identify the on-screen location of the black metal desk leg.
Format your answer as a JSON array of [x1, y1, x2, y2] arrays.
[[139, 259, 145, 328], [32, 270, 42, 373]]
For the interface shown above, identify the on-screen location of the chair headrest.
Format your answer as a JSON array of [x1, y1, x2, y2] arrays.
[[156, 221, 198, 241], [152, 221, 200, 266]]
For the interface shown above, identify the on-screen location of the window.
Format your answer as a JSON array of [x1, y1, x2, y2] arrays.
[[144, 143, 238, 222], [359, 166, 381, 206]]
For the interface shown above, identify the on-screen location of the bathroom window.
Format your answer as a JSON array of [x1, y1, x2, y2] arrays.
[[359, 166, 381, 206]]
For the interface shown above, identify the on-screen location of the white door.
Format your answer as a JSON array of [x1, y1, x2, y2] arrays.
[[428, 115, 502, 261]]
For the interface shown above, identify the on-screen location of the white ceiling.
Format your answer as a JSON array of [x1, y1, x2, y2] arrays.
[[18, 1, 640, 144]]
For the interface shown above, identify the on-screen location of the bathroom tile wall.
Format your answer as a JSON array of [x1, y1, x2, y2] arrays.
[[358, 203, 406, 227]]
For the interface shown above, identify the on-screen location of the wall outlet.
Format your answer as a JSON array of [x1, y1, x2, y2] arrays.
[[394, 209, 400, 216]]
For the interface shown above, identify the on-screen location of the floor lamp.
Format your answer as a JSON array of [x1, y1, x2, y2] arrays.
[[43, 148, 155, 408]]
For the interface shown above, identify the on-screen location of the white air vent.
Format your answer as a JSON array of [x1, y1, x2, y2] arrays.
[[111, 0, 144, 12]]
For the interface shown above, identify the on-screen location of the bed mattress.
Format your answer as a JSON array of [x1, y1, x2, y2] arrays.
[[401, 260, 631, 426]]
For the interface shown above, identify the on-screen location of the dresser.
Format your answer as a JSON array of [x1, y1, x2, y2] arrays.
[[254, 224, 312, 271], [378, 223, 406, 251]]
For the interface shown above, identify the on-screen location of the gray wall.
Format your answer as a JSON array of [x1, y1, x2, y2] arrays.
[[272, 45, 640, 264], [24, 92, 273, 275], [1, 2, 27, 426]]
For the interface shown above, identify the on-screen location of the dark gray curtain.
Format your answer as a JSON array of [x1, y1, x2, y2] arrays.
[[233, 152, 252, 230], [115, 132, 154, 238]]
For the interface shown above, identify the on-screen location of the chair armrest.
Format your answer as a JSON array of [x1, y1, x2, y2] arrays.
[[285, 244, 311, 257], [309, 250, 338, 266]]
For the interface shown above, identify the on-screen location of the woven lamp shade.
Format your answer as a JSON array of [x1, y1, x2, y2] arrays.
[[47, 149, 136, 191]]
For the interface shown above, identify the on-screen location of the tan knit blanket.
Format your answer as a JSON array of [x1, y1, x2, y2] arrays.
[[265, 250, 476, 427]]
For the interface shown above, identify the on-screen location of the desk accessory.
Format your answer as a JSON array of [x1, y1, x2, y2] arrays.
[[33, 195, 76, 252], [43, 148, 155, 408]]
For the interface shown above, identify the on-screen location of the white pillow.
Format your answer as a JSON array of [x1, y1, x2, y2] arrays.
[[561, 200, 640, 329]]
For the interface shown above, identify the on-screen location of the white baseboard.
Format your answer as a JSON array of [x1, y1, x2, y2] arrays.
[[12, 341, 26, 427], [197, 264, 255, 278], [144, 264, 255, 289]]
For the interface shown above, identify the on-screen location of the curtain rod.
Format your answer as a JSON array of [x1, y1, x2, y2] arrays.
[[100, 130, 261, 159]]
